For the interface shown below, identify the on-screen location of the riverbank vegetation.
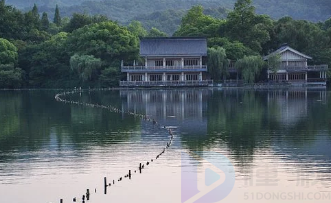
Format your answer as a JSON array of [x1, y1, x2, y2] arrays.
[[0, 0, 330, 88]]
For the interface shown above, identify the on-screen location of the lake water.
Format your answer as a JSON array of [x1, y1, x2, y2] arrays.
[[1, 88, 331, 203]]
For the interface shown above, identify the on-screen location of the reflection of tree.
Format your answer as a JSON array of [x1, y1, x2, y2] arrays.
[[67, 91, 141, 145], [181, 89, 331, 173], [269, 91, 330, 147], [0, 91, 22, 141], [1, 89, 331, 175], [0, 90, 140, 162], [206, 90, 265, 170]]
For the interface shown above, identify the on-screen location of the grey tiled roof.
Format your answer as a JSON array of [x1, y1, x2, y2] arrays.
[[140, 37, 207, 57], [264, 45, 312, 60]]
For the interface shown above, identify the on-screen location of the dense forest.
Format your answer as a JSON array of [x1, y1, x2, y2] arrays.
[[5, 0, 331, 35], [0, 0, 331, 88], [6, 0, 331, 23], [133, 7, 228, 35]]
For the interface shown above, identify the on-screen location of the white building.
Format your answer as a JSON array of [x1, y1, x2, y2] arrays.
[[120, 37, 212, 87], [264, 45, 328, 85]]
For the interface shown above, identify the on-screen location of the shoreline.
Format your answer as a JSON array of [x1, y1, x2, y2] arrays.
[[0, 84, 329, 91]]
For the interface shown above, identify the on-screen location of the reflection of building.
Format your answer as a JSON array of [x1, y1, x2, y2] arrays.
[[267, 89, 326, 125], [120, 37, 212, 87], [264, 45, 328, 86], [120, 89, 210, 135]]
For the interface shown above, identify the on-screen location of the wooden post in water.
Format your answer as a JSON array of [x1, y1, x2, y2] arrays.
[[86, 189, 90, 200], [129, 170, 131, 179], [60, 199, 63, 203], [104, 177, 107, 194], [139, 163, 142, 173]]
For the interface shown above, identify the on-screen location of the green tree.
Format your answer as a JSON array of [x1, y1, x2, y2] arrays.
[[0, 38, 18, 65], [267, 53, 281, 75], [99, 67, 121, 87], [53, 4, 61, 26], [31, 4, 39, 19], [174, 5, 224, 37], [67, 21, 139, 66], [64, 13, 108, 33], [0, 1, 24, 40], [23, 32, 70, 87], [64, 13, 92, 32], [208, 37, 252, 60], [0, 38, 23, 88], [207, 47, 229, 82], [321, 17, 331, 30], [147, 27, 167, 37], [226, 0, 272, 53], [127, 21, 148, 38], [23, 4, 40, 30], [70, 54, 102, 82], [235, 55, 264, 83], [41, 12, 49, 31], [24, 28, 51, 43]]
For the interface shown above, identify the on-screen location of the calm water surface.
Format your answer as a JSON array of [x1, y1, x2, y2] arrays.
[[1, 88, 331, 203]]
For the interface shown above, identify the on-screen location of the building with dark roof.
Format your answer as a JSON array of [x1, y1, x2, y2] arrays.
[[264, 45, 328, 86], [120, 37, 212, 87]]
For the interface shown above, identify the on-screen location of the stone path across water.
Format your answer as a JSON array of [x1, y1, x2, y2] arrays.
[[54, 89, 175, 203]]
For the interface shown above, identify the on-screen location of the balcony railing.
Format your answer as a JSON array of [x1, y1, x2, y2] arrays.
[[283, 65, 328, 71], [121, 65, 207, 72], [227, 64, 328, 72], [119, 80, 213, 87], [307, 65, 328, 71], [307, 78, 327, 82]]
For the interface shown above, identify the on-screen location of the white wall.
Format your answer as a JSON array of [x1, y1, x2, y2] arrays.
[[281, 50, 306, 62]]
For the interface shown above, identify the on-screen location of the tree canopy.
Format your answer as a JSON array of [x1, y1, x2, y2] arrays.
[[53, 5, 61, 26], [0, 38, 18, 65], [235, 56, 264, 83], [0, 38, 23, 88], [67, 21, 139, 66], [207, 47, 229, 82], [174, 5, 224, 37], [0, 0, 330, 88], [225, 0, 273, 53]]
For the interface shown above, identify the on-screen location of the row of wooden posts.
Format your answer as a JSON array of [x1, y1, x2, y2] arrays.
[[55, 88, 175, 203]]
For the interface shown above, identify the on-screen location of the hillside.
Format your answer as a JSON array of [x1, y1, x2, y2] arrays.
[[5, 0, 96, 8], [133, 7, 228, 35], [6, 0, 331, 23]]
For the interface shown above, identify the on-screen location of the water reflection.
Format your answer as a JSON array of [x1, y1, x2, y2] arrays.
[[121, 89, 207, 120], [120, 88, 331, 180], [0, 88, 331, 203], [121, 89, 209, 140], [0, 90, 142, 181]]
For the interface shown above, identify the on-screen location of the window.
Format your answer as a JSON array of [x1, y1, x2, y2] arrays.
[[186, 74, 198, 81], [155, 60, 163, 66], [166, 60, 174, 66], [173, 75, 180, 81], [167, 74, 180, 81], [150, 74, 162, 81], [131, 74, 143, 81], [184, 59, 199, 66]]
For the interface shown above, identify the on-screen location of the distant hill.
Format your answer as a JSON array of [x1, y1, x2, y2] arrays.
[[254, 0, 331, 21], [30, 0, 227, 23], [132, 7, 228, 35], [5, 0, 96, 8], [5, 0, 331, 34]]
